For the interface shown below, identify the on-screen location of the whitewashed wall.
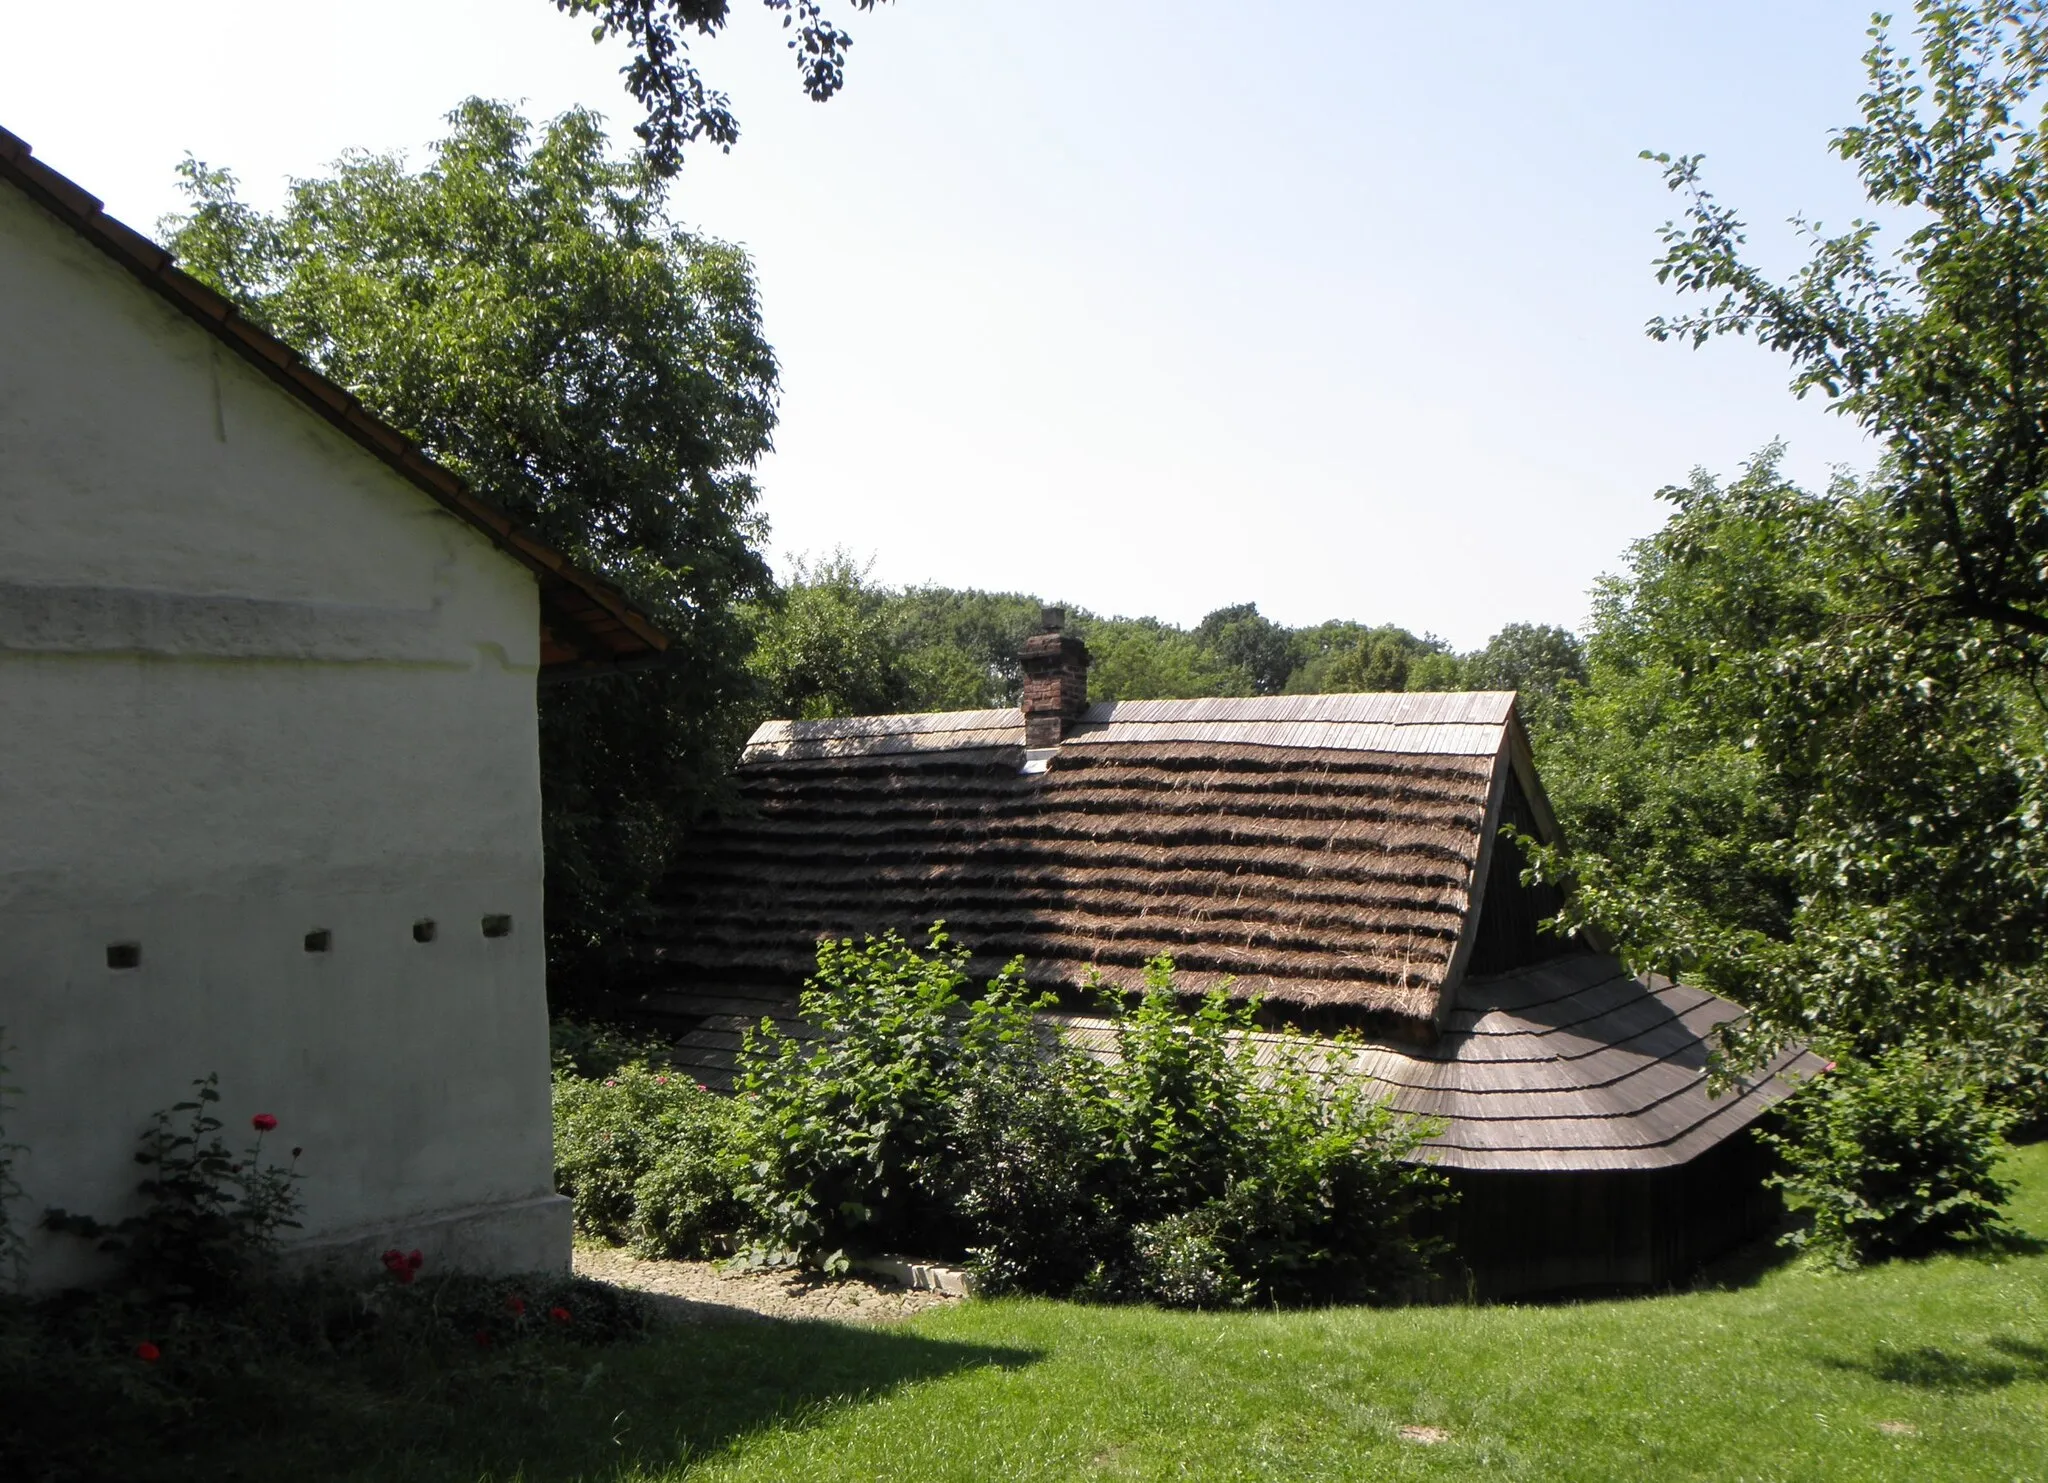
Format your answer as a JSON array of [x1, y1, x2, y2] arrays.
[[0, 181, 567, 1288]]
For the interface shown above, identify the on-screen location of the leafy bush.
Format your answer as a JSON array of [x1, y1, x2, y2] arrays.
[[1764, 1047, 2015, 1266], [42, 1075, 303, 1309], [742, 931, 1450, 1307], [552, 1066, 752, 1257], [550, 1016, 683, 1079], [1074, 965, 1450, 1307], [740, 928, 1056, 1265]]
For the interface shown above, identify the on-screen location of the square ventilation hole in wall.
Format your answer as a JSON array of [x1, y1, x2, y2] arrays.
[[106, 942, 141, 970], [412, 919, 437, 944], [304, 929, 332, 953], [481, 914, 513, 939]]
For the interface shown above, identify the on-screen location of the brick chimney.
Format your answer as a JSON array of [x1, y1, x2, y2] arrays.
[[1020, 605, 1090, 748]]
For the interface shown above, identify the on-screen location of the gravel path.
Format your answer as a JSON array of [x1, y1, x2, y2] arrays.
[[573, 1245, 963, 1326]]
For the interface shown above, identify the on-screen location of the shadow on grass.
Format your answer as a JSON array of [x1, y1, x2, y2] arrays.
[[1823, 1336, 2048, 1393], [199, 1307, 1040, 1483]]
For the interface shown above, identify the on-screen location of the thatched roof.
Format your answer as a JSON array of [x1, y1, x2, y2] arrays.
[[633, 691, 1820, 1174], [650, 693, 1544, 1028]]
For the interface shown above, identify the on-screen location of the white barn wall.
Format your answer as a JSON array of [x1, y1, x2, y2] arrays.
[[0, 181, 567, 1288]]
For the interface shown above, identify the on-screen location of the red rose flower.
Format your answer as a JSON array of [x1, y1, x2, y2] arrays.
[[549, 1306, 572, 1324], [134, 1341, 160, 1362], [506, 1296, 527, 1315], [407, 1249, 424, 1269], [251, 1113, 278, 1133]]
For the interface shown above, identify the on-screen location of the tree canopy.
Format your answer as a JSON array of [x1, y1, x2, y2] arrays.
[[551, 0, 891, 175], [1647, 0, 2048, 672], [164, 98, 781, 982], [745, 568, 1576, 719], [1530, 449, 2048, 1107]]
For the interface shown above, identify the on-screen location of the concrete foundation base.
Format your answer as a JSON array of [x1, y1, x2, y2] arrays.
[[288, 1192, 573, 1281]]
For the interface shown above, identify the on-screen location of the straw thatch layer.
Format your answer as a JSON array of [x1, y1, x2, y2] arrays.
[[646, 740, 1502, 1020]]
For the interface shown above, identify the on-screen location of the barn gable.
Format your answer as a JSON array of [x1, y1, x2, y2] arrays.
[[0, 128, 676, 1291]]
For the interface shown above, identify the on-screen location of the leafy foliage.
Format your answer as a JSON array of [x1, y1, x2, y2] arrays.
[[1530, 451, 2048, 1113], [0, 1265, 649, 1483], [1647, 0, 2048, 670], [553, 1066, 753, 1257], [1764, 1049, 2016, 1266], [749, 566, 1571, 717], [1596, 2, 2048, 1097], [738, 929, 1055, 1265], [551, 1016, 685, 1079], [552, 1, 892, 176], [739, 931, 1449, 1307], [162, 100, 781, 988], [1193, 603, 1300, 695], [41, 1076, 303, 1309]]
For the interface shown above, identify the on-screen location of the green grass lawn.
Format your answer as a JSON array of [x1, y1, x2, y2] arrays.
[[215, 1143, 2048, 1483]]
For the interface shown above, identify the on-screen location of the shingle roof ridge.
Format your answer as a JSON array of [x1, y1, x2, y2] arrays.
[[1083, 692, 1517, 726], [742, 693, 1518, 759], [747, 707, 1024, 746], [0, 123, 667, 670]]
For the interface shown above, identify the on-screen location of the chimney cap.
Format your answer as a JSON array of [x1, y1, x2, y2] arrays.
[[1038, 604, 1066, 633]]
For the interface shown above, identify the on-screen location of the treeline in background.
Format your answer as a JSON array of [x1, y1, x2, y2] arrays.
[[745, 554, 1587, 730]]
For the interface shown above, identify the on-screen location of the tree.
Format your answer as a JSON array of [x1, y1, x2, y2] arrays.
[[1078, 616, 1251, 703], [1531, 450, 2048, 1106], [1193, 603, 1299, 696], [1647, 0, 2048, 675], [1567, 0, 2048, 1108], [552, 0, 891, 176], [747, 553, 909, 719], [163, 99, 780, 987], [1286, 623, 1463, 696], [1469, 623, 1587, 734]]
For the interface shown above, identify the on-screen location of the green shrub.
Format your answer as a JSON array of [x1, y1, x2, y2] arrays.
[[1078, 963, 1450, 1307], [549, 1016, 682, 1079], [740, 928, 1055, 1264], [1124, 1207, 1252, 1308], [741, 931, 1450, 1307], [552, 1065, 752, 1257], [1764, 1046, 2015, 1266], [42, 1074, 303, 1310]]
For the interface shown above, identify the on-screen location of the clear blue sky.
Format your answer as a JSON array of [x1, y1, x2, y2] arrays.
[[4, 2, 1892, 648]]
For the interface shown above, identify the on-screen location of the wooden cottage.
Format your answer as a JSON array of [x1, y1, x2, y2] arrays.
[[635, 613, 1819, 1297]]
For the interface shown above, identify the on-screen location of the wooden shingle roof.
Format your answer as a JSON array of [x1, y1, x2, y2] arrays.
[[0, 125, 668, 675]]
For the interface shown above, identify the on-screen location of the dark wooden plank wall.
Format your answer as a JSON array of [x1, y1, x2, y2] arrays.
[[1428, 1126, 1782, 1300]]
